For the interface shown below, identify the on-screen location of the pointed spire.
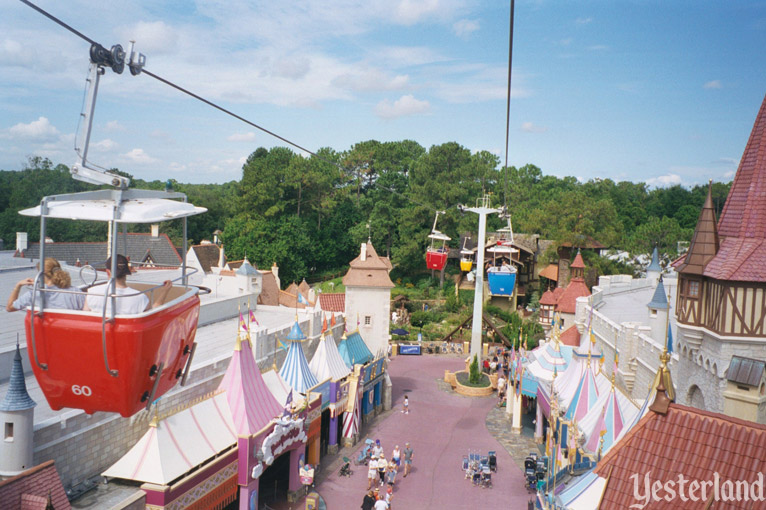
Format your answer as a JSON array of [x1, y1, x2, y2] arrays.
[[677, 180, 719, 275], [646, 245, 661, 273], [0, 340, 36, 411], [647, 275, 669, 310]]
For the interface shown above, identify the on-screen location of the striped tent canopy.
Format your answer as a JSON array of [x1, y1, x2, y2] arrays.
[[338, 330, 374, 368], [555, 469, 607, 510], [580, 382, 640, 455], [219, 336, 283, 435], [538, 327, 606, 411], [564, 361, 601, 423], [262, 369, 306, 408], [279, 320, 319, 394], [309, 331, 351, 381], [102, 393, 236, 485], [524, 340, 573, 401]]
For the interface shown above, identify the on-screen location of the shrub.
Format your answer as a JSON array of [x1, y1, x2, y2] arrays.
[[469, 354, 481, 385]]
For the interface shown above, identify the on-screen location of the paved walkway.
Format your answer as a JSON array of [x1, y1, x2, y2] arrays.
[[274, 354, 536, 510]]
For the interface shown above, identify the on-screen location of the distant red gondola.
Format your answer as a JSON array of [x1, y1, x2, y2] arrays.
[[426, 211, 451, 271]]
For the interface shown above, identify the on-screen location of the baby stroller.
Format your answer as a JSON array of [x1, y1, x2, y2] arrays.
[[524, 454, 538, 492], [480, 467, 493, 489], [355, 438, 375, 465], [339, 457, 353, 477]]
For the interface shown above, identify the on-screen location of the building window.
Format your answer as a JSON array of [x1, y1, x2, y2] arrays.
[[650, 309, 657, 318], [364, 315, 372, 326], [687, 280, 700, 298], [4, 422, 13, 442]]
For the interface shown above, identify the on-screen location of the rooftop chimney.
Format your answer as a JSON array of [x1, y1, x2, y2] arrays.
[[16, 232, 27, 253], [361, 243, 367, 262]]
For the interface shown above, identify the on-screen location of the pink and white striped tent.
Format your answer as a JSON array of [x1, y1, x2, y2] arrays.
[[219, 336, 283, 435]]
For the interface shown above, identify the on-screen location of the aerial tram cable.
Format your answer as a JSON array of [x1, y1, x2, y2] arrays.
[[17, 0, 454, 216]]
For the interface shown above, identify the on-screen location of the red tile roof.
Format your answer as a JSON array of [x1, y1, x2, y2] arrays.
[[718, 93, 766, 241], [0, 461, 70, 510], [560, 325, 581, 346], [555, 278, 591, 314], [701, 93, 766, 282], [570, 252, 585, 269], [594, 402, 766, 509], [539, 288, 557, 306], [318, 293, 346, 312]]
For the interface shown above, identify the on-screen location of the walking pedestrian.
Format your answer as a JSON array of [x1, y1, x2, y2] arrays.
[[367, 456, 379, 490], [373, 439, 384, 458], [403, 442, 414, 477], [378, 454, 387, 485], [392, 445, 401, 467], [402, 395, 409, 414], [386, 461, 397, 487]]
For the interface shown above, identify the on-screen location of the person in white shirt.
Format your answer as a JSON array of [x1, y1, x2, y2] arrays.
[[84, 254, 171, 315], [367, 456, 379, 490], [373, 498, 389, 510]]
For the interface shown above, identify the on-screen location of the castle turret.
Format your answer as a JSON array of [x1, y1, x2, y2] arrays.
[[647, 276, 669, 347], [0, 343, 36, 478]]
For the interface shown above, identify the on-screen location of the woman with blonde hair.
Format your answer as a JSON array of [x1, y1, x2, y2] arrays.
[[6, 258, 85, 311]]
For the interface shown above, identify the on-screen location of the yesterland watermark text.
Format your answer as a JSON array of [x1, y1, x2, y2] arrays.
[[630, 471, 765, 509]]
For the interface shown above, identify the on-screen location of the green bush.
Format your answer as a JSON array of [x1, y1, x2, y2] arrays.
[[410, 310, 445, 328], [469, 354, 481, 385]]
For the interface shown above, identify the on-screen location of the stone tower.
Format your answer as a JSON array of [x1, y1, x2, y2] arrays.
[[0, 343, 37, 478], [342, 242, 394, 359], [646, 276, 669, 347]]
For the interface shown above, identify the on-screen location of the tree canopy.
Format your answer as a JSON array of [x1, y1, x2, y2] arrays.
[[0, 145, 730, 287]]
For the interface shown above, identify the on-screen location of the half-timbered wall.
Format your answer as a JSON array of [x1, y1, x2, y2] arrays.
[[677, 275, 766, 337]]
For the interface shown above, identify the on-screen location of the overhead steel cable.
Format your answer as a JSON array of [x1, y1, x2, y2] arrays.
[[503, 0, 515, 215], [17, 0, 450, 215]]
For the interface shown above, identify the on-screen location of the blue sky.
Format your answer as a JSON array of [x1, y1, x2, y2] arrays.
[[1, 0, 765, 186]]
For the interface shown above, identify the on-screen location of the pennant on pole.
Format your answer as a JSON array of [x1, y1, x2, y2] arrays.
[[239, 313, 248, 333], [249, 309, 259, 326], [667, 323, 673, 354]]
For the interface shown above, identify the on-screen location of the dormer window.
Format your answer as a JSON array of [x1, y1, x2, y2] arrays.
[[364, 315, 372, 326]]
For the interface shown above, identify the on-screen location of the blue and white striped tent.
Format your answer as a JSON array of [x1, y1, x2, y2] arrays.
[[279, 320, 319, 394], [338, 330, 374, 368]]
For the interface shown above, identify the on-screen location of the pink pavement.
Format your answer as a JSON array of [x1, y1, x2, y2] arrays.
[[312, 354, 533, 510]]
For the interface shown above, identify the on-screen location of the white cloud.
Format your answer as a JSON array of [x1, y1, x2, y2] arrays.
[[723, 170, 736, 179], [274, 56, 311, 80], [588, 45, 608, 51], [228, 132, 257, 142], [105, 121, 125, 132], [560, 38, 573, 46], [393, 0, 445, 25], [575, 17, 593, 25], [8, 117, 60, 141], [453, 19, 479, 37], [116, 21, 180, 55], [333, 68, 409, 92], [122, 148, 158, 165], [521, 121, 548, 133], [646, 173, 682, 187], [704, 80, 723, 89], [375, 94, 430, 119], [91, 139, 118, 152]]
